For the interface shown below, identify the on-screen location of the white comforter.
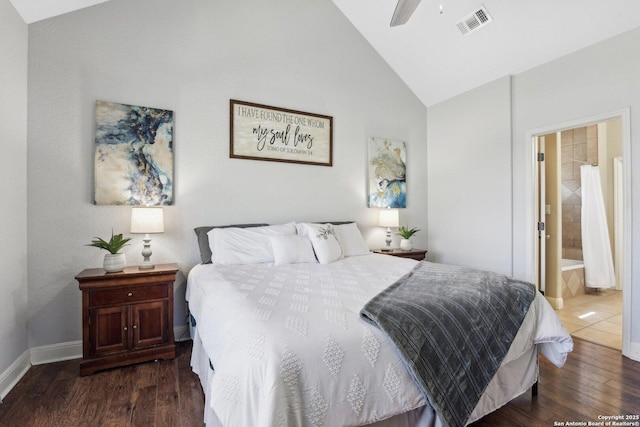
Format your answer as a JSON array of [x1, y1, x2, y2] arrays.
[[187, 254, 572, 427]]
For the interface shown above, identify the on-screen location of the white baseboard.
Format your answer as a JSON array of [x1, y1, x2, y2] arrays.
[[1, 325, 191, 400], [29, 325, 190, 363], [0, 349, 31, 400], [174, 325, 190, 342], [623, 339, 640, 362], [30, 340, 82, 366]]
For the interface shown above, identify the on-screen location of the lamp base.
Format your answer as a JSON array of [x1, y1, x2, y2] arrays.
[[138, 262, 155, 270], [138, 235, 155, 270], [382, 228, 394, 252]]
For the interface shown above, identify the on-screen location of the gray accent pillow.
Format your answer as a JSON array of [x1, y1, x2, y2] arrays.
[[194, 224, 268, 264], [320, 221, 355, 225]]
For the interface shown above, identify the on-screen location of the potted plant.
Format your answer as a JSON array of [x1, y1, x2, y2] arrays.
[[396, 225, 420, 250], [87, 231, 132, 272]]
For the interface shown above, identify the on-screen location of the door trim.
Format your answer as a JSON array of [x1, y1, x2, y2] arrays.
[[534, 135, 546, 295], [525, 107, 635, 360]]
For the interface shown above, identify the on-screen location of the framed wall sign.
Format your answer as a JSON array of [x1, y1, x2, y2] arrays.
[[230, 99, 333, 166]]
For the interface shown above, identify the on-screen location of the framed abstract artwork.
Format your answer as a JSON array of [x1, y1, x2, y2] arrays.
[[94, 100, 174, 205], [230, 99, 333, 166], [367, 137, 407, 208]]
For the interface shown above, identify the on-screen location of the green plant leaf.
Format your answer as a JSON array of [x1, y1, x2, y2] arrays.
[[396, 225, 420, 239], [86, 230, 132, 254]]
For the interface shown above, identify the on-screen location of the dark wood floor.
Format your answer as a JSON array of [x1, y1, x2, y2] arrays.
[[470, 338, 640, 426], [0, 339, 638, 426], [0, 341, 205, 427]]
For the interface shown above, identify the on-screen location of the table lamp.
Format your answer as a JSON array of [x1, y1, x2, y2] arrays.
[[130, 207, 164, 269], [378, 208, 399, 251]]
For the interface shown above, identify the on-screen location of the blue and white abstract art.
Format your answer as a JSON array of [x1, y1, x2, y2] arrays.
[[367, 137, 407, 208], [94, 100, 174, 205]]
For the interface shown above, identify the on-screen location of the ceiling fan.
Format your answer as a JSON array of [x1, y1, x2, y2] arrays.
[[390, 0, 422, 27]]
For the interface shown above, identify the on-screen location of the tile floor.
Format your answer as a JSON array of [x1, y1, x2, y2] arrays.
[[554, 289, 622, 350]]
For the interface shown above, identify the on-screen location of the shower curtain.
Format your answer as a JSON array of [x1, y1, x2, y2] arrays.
[[581, 165, 616, 288]]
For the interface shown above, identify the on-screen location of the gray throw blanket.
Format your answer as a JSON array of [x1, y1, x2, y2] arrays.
[[360, 261, 536, 427]]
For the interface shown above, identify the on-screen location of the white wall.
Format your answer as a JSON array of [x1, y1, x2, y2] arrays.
[[427, 26, 640, 355], [26, 0, 428, 348], [0, 0, 29, 385], [427, 76, 512, 275], [512, 26, 640, 348]]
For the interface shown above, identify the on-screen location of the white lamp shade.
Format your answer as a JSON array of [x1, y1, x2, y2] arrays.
[[378, 208, 399, 228], [130, 207, 165, 234]]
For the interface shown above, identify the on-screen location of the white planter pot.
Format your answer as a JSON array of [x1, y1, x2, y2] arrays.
[[103, 253, 126, 273], [400, 239, 412, 250]]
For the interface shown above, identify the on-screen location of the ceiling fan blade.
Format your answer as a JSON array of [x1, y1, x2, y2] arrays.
[[390, 0, 422, 27]]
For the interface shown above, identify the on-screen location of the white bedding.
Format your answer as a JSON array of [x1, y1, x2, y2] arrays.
[[187, 254, 572, 427]]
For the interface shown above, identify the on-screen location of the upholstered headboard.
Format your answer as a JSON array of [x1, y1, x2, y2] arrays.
[[194, 221, 356, 264], [194, 224, 268, 264]]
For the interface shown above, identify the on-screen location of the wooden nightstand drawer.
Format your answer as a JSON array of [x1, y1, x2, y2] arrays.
[[89, 284, 168, 307], [77, 263, 178, 375]]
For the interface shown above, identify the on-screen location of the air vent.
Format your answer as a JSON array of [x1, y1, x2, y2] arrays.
[[456, 5, 492, 35]]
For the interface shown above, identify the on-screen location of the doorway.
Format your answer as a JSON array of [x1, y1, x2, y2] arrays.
[[532, 113, 630, 353]]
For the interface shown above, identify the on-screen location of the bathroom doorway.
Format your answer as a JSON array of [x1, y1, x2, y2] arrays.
[[533, 115, 628, 351]]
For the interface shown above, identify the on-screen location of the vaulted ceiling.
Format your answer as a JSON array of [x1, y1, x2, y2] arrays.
[[10, 0, 640, 106]]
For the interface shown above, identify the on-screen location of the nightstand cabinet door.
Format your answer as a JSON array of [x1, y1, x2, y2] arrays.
[[77, 264, 178, 376], [133, 300, 169, 349], [91, 305, 128, 357]]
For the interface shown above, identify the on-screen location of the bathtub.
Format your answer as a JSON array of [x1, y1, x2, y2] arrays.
[[561, 258, 585, 271], [561, 258, 585, 297]]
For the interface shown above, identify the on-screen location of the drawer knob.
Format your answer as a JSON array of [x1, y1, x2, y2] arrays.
[[127, 292, 133, 297], [133, 325, 138, 329], [123, 326, 128, 331]]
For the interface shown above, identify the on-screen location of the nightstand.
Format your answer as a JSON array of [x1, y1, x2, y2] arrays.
[[372, 248, 428, 261], [76, 263, 178, 376]]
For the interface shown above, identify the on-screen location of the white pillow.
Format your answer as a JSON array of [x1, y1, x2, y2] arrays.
[[269, 234, 317, 265], [298, 223, 343, 264], [209, 222, 296, 265], [333, 222, 370, 257], [295, 222, 312, 237]]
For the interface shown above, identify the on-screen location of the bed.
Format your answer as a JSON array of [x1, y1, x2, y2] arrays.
[[186, 222, 573, 427]]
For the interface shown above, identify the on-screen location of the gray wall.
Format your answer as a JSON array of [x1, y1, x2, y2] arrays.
[[428, 27, 640, 353], [26, 0, 428, 348], [512, 26, 640, 346], [0, 0, 29, 384], [427, 76, 512, 275]]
